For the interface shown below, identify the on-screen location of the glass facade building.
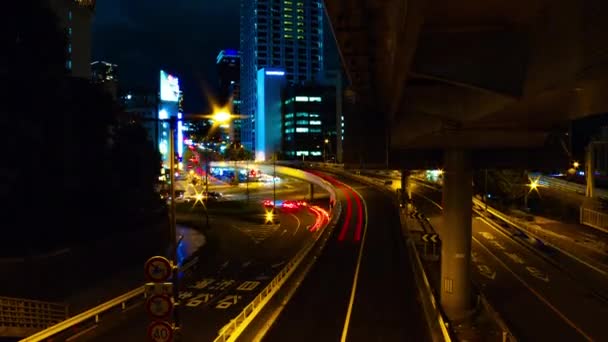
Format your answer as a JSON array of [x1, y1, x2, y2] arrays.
[[240, 0, 324, 151], [255, 68, 286, 161], [282, 84, 335, 160]]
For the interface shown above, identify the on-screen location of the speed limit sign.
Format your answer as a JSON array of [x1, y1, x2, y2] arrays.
[[147, 321, 173, 342]]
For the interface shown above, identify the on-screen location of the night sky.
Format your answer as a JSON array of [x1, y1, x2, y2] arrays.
[[92, 0, 240, 113]]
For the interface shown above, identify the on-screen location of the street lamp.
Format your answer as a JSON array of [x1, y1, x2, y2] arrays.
[[573, 161, 580, 169], [524, 177, 540, 210]]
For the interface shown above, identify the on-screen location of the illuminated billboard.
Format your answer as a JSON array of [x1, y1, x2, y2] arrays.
[[160, 70, 180, 102]]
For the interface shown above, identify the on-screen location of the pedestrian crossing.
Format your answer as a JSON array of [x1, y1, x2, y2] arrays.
[[233, 224, 281, 244]]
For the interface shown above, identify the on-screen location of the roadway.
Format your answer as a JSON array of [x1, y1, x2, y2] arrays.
[[263, 172, 428, 342], [80, 181, 326, 342], [410, 180, 608, 341]]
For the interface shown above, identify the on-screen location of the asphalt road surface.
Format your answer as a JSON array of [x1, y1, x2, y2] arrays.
[[264, 172, 428, 342], [81, 187, 324, 341], [411, 183, 608, 342]]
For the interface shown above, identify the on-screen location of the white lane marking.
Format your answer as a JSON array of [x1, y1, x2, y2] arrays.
[[526, 266, 550, 282], [473, 236, 591, 340], [340, 185, 369, 342], [289, 213, 301, 236], [504, 252, 525, 264]]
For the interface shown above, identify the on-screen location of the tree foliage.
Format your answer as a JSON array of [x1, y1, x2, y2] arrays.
[[1, 1, 161, 255]]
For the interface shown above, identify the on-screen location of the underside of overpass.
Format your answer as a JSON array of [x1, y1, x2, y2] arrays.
[[326, 0, 608, 169], [324, 0, 608, 323]]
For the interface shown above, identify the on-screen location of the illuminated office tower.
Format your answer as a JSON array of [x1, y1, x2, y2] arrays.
[[240, 0, 324, 151], [48, 0, 95, 78], [217, 49, 241, 143]]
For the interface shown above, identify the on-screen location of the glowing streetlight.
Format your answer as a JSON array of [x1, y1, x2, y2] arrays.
[[573, 161, 580, 169], [524, 176, 541, 210], [213, 111, 231, 124]]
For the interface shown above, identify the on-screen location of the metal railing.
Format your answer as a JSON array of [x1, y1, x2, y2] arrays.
[[19, 256, 200, 342], [580, 207, 608, 234], [214, 202, 342, 342], [533, 174, 608, 199], [0, 297, 68, 338], [20, 286, 145, 342]]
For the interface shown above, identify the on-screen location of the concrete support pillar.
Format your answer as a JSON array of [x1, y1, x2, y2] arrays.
[[440, 149, 473, 321], [309, 183, 314, 202], [399, 170, 411, 207]]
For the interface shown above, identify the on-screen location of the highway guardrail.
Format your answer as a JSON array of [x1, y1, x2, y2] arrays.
[[20, 256, 199, 341], [213, 201, 341, 342]]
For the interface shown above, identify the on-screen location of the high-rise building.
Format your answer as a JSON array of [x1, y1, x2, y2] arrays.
[[282, 83, 335, 160], [48, 0, 95, 79], [91, 61, 118, 98], [255, 68, 286, 161], [240, 0, 324, 151], [216, 49, 242, 143], [120, 88, 159, 148]]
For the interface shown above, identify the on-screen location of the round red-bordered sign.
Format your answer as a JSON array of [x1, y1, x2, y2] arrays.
[[147, 320, 173, 342], [146, 294, 173, 320], [144, 256, 172, 282]]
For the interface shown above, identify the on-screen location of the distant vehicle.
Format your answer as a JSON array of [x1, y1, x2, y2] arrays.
[[207, 191, 222, 200]]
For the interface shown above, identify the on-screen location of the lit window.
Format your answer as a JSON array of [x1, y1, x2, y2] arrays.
[[297, 29, 304, 34], [285, 20, 293, 25], [284, 34, 293, 39], [296, 120, 308, 125], [285, 121, 293, 126], [310, 120, 321, 125], [311, 151, 322, 156], [297, 2, 303, 6], [284, 14, 292, 18], [297, 35, 304, 40], [66, 60, 72, 70], [285, 113, 294, 118], [296, 127, 309, 133], [68, 11, 73, 21], [296, 151, 309, 156], [67, 44, 72, 53], [284, 7, 292, 11], [296, 112, 308, 117], [295, 96, 308, 102], [284, 27, 293, 32], [68, 27, 72, 36], [310, 128, 322, 133], [285, 128, 295, 133], [309, 96, 322, 102], [310, 113, 319, 117]]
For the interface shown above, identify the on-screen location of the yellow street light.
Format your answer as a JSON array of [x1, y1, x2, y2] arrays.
[[529, 178, 539, 191], [213, 111, 231, 123], [324, 138, 329, 144], [573, 161, 580, 169], [265, 210, 275, 224]]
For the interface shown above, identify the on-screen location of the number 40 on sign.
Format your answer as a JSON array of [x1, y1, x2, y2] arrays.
[[148, 321, 174, 342]]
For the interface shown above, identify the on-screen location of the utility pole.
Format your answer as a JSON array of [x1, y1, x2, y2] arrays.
[[168, 119, 181, 336], [273, 152, 277, 208]]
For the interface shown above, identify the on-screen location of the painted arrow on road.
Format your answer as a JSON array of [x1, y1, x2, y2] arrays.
[[477, 264, 496, 280]]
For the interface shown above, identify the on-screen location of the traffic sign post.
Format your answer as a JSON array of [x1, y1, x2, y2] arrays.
[[144, 256, 173, 283], [145, 256, 178, 340], [146, 295, 173, 320], [148, 321, 174, 342], [422, 233, 440, 256]]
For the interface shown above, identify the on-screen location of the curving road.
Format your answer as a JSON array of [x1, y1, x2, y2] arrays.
[[80, 184, 326, 341], [263, 172, 428, 342]]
